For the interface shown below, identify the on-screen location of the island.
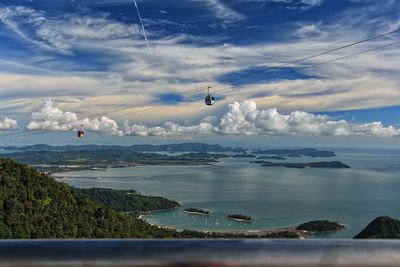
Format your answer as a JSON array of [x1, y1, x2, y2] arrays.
[[257, 156, 287, 160], [1, 143, 233, 153], [0, 144, 339, 173], [286, 154, 302, 158], [354, 216, 400, 239], [258, 161, 351, 169], [255, 148, 336, 158], [249, 160, 269, 164], [296, 220, 345, 232], [1, 150, 230, 173], [231, 154, 257, 158], [226, 214, 253, 222], [184, 208, 210, 216]]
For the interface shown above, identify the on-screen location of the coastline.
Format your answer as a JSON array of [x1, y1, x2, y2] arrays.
[[138, 215, 311, 239], [201, 228, 312, 239], [184, 211, 209, 216], [138, 205, 181, 218], [43, 152, 388, 238], [226, 217, 253, 223]]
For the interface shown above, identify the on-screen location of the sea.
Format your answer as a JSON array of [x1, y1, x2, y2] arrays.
[[53, 147, 400, 238]]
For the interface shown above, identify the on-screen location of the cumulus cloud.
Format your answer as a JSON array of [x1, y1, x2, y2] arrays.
[[2, 2, 400, 129], [218, 101, 400, 137], [121, 101, 400, 137], [1, 3, 400, 119], [26, 100, 400, 138], [0, 117, 18, 130], [26, 99, 121, 135]]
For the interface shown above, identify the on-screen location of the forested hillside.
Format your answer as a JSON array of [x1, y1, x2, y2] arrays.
[[0, 158, 175, 239], [354, 216, 400, 239], [79, 188, 179, 214]]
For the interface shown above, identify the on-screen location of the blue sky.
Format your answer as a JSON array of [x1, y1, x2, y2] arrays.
[[0, 0, 399, 146]]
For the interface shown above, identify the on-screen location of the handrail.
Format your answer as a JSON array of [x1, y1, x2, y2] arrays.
[[0, 239, 400, 267]]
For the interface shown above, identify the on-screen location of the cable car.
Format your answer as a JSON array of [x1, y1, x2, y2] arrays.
[[77, 130, 85, 138], [77, 125, 85, 138], [205, 86, 215, 106]]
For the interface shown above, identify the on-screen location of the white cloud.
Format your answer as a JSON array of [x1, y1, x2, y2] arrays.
[[26, 100, 400, 138], [26, 99, 121, 135], [296, 23, 327, 38], [0, 6, 142, 55], [218, 101, 400, 137], [122, 121, 216, 136], [202, 0, 244, 23], [1, 2, 400, 129], [300, 0, 323, 7], [246, 0, 323, 9], [0, 117, 18, 130]]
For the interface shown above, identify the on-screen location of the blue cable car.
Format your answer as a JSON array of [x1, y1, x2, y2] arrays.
[[205, 86, 215, 106]]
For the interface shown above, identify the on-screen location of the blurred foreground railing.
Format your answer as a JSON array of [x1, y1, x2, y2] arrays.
[[1, 239, 400, 267]]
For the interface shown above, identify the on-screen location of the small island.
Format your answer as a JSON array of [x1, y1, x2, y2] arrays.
[[257, 156, 287, 160], [231, 154, 257, 158], [226, 214, 253, 222], [184, 208, 210, 216], [296, 220, 345, 232], [249, 160, 269, 164], [255, 148, 336, 158], [259, 161, 351, 169]]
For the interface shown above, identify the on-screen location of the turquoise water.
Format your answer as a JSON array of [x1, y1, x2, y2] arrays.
[[54, 148, 400, 238]]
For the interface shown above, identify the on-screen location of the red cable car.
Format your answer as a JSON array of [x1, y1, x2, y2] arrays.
[[77, 130, 85, 138]]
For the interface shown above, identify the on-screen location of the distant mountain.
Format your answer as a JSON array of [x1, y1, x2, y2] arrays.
[[1, 150, 225, 173], [354, 216, 400, 239], [3, 143, 232, 153], [0, 158, 176, 238], [2, 144, 336, 157], [131, 143, 233, 152]]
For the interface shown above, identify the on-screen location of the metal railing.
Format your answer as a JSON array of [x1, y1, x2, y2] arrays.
[[1, 239, 400, 267]]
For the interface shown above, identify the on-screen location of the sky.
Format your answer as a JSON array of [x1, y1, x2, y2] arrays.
[[0, 0, 399, 147]]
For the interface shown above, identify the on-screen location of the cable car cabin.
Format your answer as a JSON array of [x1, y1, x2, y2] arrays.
[[205, 94, 215, 106], [77, 130, 85, 138], [205, 86, 215, 106]]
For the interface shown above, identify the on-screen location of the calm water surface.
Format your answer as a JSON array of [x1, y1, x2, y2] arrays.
[[54, 148, 400, 238]]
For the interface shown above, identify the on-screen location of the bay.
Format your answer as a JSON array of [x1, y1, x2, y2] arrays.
[[54, 148, 400, 238]]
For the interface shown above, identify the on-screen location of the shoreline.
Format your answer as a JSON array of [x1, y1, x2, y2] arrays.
[[184, 211, 209, 216], [138, 205, 181, 219], [48, 156, 356, 238], [46, 162, 218, 175], [201, 228, 311, 239], [138, 215, 311, 239], [226, 217, 253, 223]]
